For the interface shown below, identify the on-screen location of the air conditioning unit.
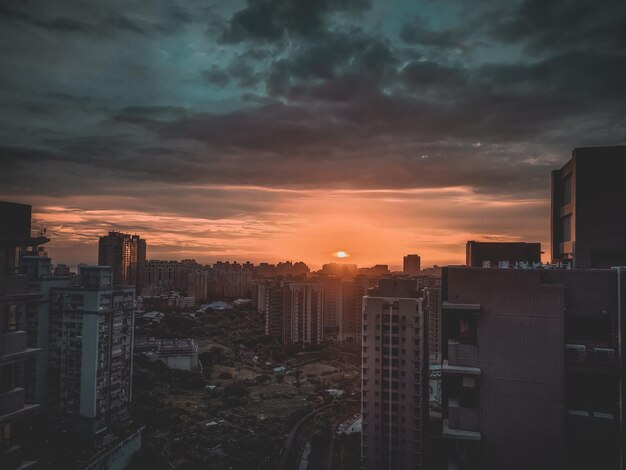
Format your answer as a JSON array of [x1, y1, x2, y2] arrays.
[[565, 344, 586, 363], [594, 348, 615, 364]]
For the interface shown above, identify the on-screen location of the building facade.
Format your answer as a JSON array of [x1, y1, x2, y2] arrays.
[[441, 266, 625, 470], [98, 232, 146, 290], [286, 282, 325, 344], [361, 278, 429, 470], [0, 201, 48, 470], [551, 146, 626, 268], [48, 266, 135, 437], [403, 255, 421, 276], [465, 241, 541, 268]]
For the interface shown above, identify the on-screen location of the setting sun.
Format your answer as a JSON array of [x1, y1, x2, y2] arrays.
[[334, 251, 349, 258]]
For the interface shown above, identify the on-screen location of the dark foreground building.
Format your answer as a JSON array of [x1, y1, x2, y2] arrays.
[[551, 146, 626, 268], [0, 201, 48, 469], [441, 265, 625, 470], [465, 241, 542, 268]]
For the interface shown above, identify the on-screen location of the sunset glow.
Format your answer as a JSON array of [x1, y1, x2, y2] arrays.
[[8, 183, 552, 269]]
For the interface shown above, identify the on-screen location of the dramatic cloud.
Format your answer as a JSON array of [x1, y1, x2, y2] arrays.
[[1, 0, 625, 267]]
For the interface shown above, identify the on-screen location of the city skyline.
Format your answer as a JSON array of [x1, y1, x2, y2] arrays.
[[2, 1, 624, 269]]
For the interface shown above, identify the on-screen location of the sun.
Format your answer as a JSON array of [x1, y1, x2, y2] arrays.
[[334, 251, 349, 258]]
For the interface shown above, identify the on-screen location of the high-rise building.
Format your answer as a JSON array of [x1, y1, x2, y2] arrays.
[[441, 265, 625, 470], [361, 278, 429, 470], [187, 269, 210, 304], [0, 201, 49, 469], [98, 231, 146, 289], [321, 277, 343, 339], [48, 266, 135, 437], [286, 282, 324, 344], [551, 146, 626, 268], [19, 255, 73, 409], [341, 279, 368, 341], [421, 279, 442, 365], [263, 281, 291, 341], [403, 254, 421, 275], [465, 241, 541, 268]]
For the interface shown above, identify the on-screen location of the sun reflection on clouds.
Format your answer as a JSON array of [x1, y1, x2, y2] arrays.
[[23, 183, 551, 268]]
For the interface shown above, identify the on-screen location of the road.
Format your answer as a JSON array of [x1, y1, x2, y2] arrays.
[[277, 403, 333, 470]]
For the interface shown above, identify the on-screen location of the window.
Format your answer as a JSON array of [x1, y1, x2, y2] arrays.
[[2, 305, 19, 332], [562, 214, 572, 242], [458, 317, 477, 345], [563, 174, 572, 205]]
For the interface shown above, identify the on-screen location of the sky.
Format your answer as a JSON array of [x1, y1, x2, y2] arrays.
[[1, 0, 625, 269]]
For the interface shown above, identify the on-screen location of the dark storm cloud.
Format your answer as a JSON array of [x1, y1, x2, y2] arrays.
[[399, 21, 467, 49], [1, 0, 625, 204], [485, 0, 626, 53], [221, 0, 371, 42]]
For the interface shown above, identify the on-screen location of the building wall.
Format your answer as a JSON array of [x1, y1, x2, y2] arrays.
[[552, 146, 626, 268], [289, 283, 324, 344], [465, 241, 541, 267], [443, 267, 567, 470], [49, 274, 134, 436], [361, 278, 427, 470]]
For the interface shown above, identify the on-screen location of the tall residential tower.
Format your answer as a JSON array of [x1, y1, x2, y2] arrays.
[[98, 231, 146, 290], [361, 278, 429, 470]]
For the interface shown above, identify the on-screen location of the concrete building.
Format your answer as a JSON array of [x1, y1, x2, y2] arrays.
[[465, 241, 542, 268], [420, 278, 442, 365], [98, 231, 146, 290], [441, 265, 625, 470], [263, 282, 291, 342], [19, 255, 73, 409], [361, 278, 429, 470], [145, 260, 184, 292], [136, 338, 198, 370], [551, 146, 626, 268], [403, 254, 421, 276], [48, 266, 135, 437], [341, 279, 368, 341], [321, 277, 343, 339], [0, 201, 48, 469], [187, 269, 210, 304], [286, 282, 325, 344]]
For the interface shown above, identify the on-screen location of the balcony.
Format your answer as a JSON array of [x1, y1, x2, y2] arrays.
[[567, 410, 616, 438], [1, 331, 26, 356], [448, 400, 480, 433], [0, 274, 27, 297], [442, 418, 481, 441], [443, 302, 481, 314], [565, 344, 616, 370], [448, 340, 479, 368], [0, 274, 41, 301], [0, 387, 25, 417]]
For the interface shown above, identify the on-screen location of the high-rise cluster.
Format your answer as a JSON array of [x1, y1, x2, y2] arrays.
[[1, 203, 142, 469]]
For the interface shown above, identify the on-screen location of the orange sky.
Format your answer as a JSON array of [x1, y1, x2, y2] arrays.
[[22, 184, 551, 270]]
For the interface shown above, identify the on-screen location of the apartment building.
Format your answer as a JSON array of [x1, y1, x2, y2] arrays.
[[48, 266, 135, 437], [361, 278, 429, 470], [0, 201, 48, 469], [441, 265, 625, 470]]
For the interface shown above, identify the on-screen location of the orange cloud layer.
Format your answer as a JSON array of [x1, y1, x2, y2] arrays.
[[14, 184, 551, 269]]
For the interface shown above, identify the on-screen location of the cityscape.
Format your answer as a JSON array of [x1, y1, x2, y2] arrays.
[[2, 1, 626, 470], [3, 148, 626, 470]]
